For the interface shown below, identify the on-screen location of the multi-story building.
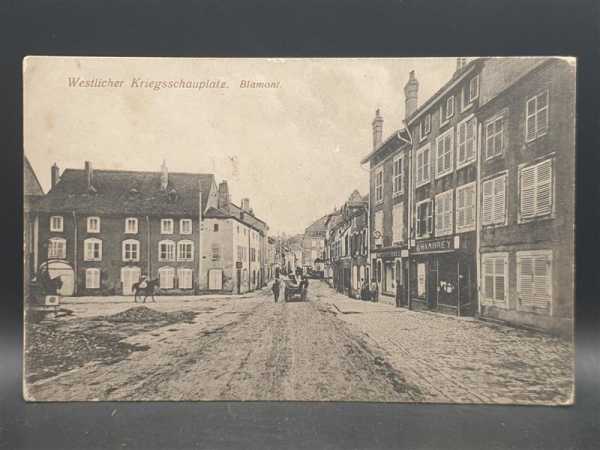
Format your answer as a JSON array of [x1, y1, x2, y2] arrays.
[[302, 215, 328, 271], [323, 209, 342, 285], [476, 58, 575, 335], [33, 161, 269, 296], [361, 109, 412, 306]]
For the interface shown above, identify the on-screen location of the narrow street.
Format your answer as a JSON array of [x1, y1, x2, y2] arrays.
[[25, 281, 573, 404]]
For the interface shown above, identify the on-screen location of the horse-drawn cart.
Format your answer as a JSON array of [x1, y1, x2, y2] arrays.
[[283, 279, 307, 302]]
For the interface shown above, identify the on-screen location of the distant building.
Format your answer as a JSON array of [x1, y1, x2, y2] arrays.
[[24, 157, 44, 282], [302, 215, 328, 271], [32, 161, 270, 296]]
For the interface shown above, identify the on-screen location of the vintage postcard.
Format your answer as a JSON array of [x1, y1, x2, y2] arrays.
[[23, 56, 575, 403]]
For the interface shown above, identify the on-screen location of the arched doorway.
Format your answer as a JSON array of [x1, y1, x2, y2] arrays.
[[39, 260, 75, 296]]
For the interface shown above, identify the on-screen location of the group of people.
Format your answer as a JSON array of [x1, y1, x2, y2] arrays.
[[359, 278, 379, 302], [271, 269, 309, 303]]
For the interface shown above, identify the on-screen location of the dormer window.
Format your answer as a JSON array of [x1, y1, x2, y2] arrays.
[[50, 216, 63, 232], [87, 216, 100, 233], [161, 219, 174, 234], [168, 188, 178, 203]]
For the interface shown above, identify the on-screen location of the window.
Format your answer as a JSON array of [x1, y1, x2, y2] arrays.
[[85, 268, 101, 289], [375, 168, 383, 203], [517, 250, 552, 312], [457, 116, 477, 168], [456, 182, 476, 232], [213, 223, 219, 232], [526, 90, 549, 142], [415, 145, 431, 187], [87, 217, 100, 233], [158, 267, 175, 289], [416, 200, 433, 238], [122, 239, 140, 262], [48, 237, 66, 259], [125, 218, 138, 234], [436, 128, 454, 178], [392, 155, 404, 195], [250, 248, 257, 262], [485, 113, 506, 160], [446, 96, 454, 120], [84, 238, 102, 261], [180, 219, 192, 235], [237, 245, 245, 262], [419, 114, 431, 140], [212, 244, 221, 262], [482, 253, 508, 306], [374, 210, 383, 246], [177, 240, 194, 261], [519, 159, 553, 220], [161, 218, 174, 234], [392, 202, 404, 244], [159, 240, 175, 261], [482, 174, 507, 226], [177, 268, 193, 289], [469, 75, 479, 102], [50, 216, 63, 232], [435, 190, 453, 236]]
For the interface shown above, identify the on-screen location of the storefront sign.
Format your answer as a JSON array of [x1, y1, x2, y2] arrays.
[[414, 237, 454, 254]]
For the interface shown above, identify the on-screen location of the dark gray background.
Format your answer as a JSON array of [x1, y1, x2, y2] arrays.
[[2, 1, 599, 449]]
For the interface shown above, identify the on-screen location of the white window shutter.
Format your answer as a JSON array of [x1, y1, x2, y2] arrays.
[[518, 255, 535, 306], [457, 188, 465, 228], [494, 258, 505, 302], [493, 176, 506, 224], [482, 180, 493, 225], [520, 166, 536, 218], [535, 159, 553, 216], [465, 185, 475, 226], [435, 197, 442, 233]]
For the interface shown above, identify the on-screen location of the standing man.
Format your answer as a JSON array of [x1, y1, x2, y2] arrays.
[[272, 277, 281, 303]]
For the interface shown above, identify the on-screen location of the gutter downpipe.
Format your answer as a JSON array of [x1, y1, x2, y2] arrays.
[[402, 121, 414, 311], [476, 121, 483, 318]]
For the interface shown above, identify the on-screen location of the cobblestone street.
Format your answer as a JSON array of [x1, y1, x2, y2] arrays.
[[25, 281, 573, 404]]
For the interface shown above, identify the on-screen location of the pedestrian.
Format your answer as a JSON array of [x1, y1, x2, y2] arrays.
[[360, 278, 369, 301], [272, 278, 280, 303], [370, 279, 379, 302]]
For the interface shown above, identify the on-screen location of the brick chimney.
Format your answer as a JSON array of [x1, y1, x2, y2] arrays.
[[51, 163, 60, 189], [160, 160, 168, 191], [241, 198, 250, 212], [218, 180, 230, 210], [372, 109, 383, 149], [404, 70, 419, 119], [84, 161, 94, 191]]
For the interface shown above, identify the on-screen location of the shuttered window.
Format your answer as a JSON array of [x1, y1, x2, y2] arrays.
[[456, 182, 476, 232], [85, 268, 101, 289], [519, 159, 553, 220], [482, 253, 508, 306], [159, 267, 175, 289], [434, 190, 453, 236], [517, 250, 552, 313], [485, 113, 505, 160], [392, 202, 404, 244], [436, 128, 454, 178], [416, 145, 431, 186], [446, 96, 454, 120], [525, 90, 549, 142], [84, 238, 102, 261], [457, 117, 477, 168], [177, 268, 193, 289], [177, 240, 194, 261], [392, 155, 404, 195], [482, 174, 507, 226], [375, 168, 383, 203]]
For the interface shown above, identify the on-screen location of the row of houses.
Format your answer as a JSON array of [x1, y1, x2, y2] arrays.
[[24, 159, 277, 297], [318, 57, 575, 335]]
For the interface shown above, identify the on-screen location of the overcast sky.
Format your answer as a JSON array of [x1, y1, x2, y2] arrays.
[[24, 57, 458, 235]]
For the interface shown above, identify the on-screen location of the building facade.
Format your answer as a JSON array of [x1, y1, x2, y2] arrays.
[[32, 161, 270, 296], [476, 58, 575, 335], [302, 215, 328, 272]]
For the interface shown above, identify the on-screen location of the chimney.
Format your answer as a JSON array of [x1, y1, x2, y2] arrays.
[[84, 161, 94, 190], [218, 180, 230, 210], [241, 198, 250, 212], [160, 160, 168, 191], [404, 70, 419, 119], [456, 57, 467, 73], [372, 109, 383, 149], [51, 163, 60, 189]]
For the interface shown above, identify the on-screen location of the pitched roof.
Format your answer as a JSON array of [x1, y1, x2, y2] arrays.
[[204, 203, 268, 234], [34, 168, 215, 216], [24, 157, 44, 197], [305, 214, 329, 234], [360, 128, 411, 164]]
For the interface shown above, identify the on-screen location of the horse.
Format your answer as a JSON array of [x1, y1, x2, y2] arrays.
[[132, 278, 159, 303]]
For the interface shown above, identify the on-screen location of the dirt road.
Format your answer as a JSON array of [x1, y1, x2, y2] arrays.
[[26, 288, 421, 402]]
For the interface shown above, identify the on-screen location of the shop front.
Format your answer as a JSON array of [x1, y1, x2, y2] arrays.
[[409, 235, 476, 316], [374, 247, 409, 307]]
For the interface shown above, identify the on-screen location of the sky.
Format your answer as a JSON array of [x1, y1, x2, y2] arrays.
[[24, 57, 458, 235]]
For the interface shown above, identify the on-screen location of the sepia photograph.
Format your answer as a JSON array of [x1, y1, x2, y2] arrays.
[[22, 56, 575, 404]]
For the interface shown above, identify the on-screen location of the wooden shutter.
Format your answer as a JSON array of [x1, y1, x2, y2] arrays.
[[483, 258, 494, 300], [482, 180, 493, 225], [518, 252, 552, 310], [494, 258, 506, 302], [466, 118, 476, 161], [446, 191, 453, 233], [520, 166, 536, 218], [456, 188, 465, 228], [435, 196, 443, 233], [492, 176, 506, 224], [535, 159, 553, 216], [458, 122, 466, 164], [465, 184, 475, 226], [526, 97, 537, 141]]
